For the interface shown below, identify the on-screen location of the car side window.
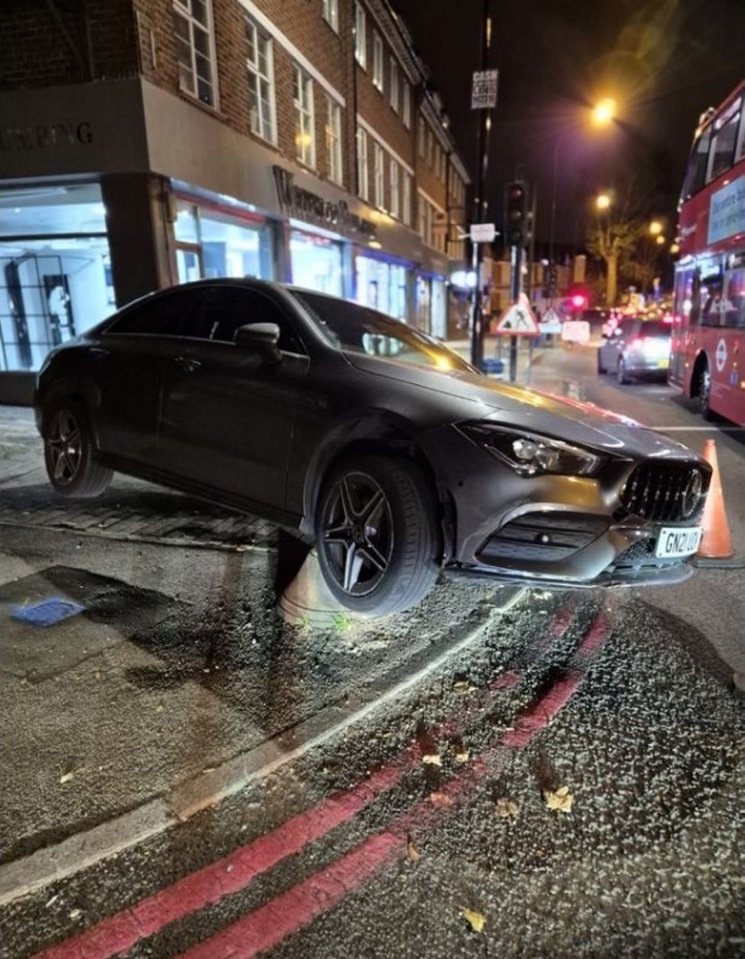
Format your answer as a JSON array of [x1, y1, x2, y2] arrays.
[[201, 288, 306, 355], [106, 289, 204, 337]]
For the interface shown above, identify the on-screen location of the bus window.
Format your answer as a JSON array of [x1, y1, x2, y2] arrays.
[[682, 127, 712, 198], [723, 269, 745, 328], [707, 99, 741, 182], [700, 274, 723, 326]]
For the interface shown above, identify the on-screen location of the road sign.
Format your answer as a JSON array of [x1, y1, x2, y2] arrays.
[[471, 69, 499, 109], [470, 222, 496, 243], [494, 294, 540, 337], [538, 306, 562, 334]]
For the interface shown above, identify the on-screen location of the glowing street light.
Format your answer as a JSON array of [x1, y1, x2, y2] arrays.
[[592, 98, 617, 127], [595, 193, 612, 211], [648, 220, 663, 236]]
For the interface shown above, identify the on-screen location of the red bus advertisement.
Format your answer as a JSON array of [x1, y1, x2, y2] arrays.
[[669, 80, 745, 427]]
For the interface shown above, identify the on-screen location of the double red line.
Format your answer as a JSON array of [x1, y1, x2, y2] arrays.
[[32, 601, 611, 959]]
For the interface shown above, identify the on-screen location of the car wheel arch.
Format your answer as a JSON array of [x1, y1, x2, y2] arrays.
[[300, 415, 447, 557], [690, 350, 709, 399]]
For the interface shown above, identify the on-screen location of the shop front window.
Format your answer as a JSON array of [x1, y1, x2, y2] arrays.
[[289, 230, 342, 296], [356, 256, 409, 322], [0, 183, 112, 372], [174, 198, 274, 283]]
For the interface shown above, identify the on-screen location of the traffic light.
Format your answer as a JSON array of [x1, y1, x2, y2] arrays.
[[505, 181, 528, 247]]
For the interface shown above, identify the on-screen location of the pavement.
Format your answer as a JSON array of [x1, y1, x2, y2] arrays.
[[0, 404, 524, 908]]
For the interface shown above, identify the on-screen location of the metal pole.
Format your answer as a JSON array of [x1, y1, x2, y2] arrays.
[[509, 243, 520, 382], [468, 0, 492, 370]]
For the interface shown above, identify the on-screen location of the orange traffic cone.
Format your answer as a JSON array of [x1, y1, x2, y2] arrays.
[[695, 438, 734, 563]]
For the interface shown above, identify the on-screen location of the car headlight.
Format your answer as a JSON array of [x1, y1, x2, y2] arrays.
[[458, 423, 603, 477]]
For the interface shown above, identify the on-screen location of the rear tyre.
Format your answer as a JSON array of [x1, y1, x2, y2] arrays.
[[597, 350, 607, 374], [698, 362, 714, 421], [315, 454, 440, 615], [617, 358, 630, 385], [43, 401, 113, 498]]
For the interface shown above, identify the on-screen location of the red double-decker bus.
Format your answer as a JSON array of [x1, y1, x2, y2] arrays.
[[669, 80, 745, 426]]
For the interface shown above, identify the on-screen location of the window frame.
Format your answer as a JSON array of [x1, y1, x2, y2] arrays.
[[325, 95, 343, 185], [357, 127, 369, 201], [322, 0, 339, 33], [372, 32, 384, 92], [245, 17, 277, 145], [402, 171, 412, 226], [389, 158, 399, 218], [389, 58, 399, 113], [173, 0, 219, 109], [293, 64, 316, 169], [354, 1, 366, 69], [373, 141, 385, 209], [402, 80, 411, 129]]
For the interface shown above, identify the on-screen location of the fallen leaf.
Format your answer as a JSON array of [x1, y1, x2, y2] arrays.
[[544, 785, 574, 813], [453, 680, 474, 694], [454, 751, 470, 764], [406, 839, 420, 862], [460, 907, 486, 933], [496, 797, 519, 818], [430, 791, 454, 806], [422, 753, 442, 766]]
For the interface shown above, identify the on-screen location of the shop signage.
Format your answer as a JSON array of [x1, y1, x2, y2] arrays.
[[471, 70, 499, 110], [272, 165, 376, 240], [0, 122, 93, 151]]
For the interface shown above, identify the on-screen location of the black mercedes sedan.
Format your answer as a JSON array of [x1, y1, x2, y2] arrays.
[[35, 279, 711, 615]]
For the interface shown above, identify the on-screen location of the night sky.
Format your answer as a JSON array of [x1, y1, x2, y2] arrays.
[[392, 0, 745, 248]]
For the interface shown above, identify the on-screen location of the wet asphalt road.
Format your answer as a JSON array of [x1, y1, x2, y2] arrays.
[[1, 344, 745, 957]]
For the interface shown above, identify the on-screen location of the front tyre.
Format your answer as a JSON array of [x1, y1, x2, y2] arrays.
[[617, 358, 630, 384], [315, 455, 440, 615], [43, 401, 113, 498]]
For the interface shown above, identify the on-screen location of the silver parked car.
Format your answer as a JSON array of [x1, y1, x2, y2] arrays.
[[597, 317, 672, 383]]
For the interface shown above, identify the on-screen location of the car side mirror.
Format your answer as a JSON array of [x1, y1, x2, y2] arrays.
[[234, 322, 282, 364]]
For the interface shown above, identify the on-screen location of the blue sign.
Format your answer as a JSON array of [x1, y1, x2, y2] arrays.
[[708, 173, 745, 245]]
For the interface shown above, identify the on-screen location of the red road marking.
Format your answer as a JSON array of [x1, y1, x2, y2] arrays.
[[176, 644, 604, 959], [30, 598, 604, 959]]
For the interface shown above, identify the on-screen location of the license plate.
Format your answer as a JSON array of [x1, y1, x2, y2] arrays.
[[655, 526, 702, 559]]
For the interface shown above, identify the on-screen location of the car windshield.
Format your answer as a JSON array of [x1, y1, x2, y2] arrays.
[[290, 289, 476, 374]]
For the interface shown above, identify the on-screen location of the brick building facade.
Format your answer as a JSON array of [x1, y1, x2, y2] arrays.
[[0, 0, 471, 401]]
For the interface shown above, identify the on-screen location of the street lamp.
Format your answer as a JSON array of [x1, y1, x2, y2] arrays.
[[596, 193, 612, 211]]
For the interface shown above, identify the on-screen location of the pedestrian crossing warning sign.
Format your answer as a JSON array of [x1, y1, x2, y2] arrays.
[[494, 294, 540, 336]]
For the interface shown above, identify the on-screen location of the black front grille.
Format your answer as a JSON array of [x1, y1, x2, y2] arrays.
[[611, 538, 683, 569], [619, 462, 711, 523], [477, 513, 608, 564]]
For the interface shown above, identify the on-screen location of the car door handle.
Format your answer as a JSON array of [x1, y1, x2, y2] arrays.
[[174, 355, 202, 373]]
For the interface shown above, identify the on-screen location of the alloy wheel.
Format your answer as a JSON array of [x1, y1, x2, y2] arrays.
[[46, 409, 83, 486], [320, 470, 395, 597]]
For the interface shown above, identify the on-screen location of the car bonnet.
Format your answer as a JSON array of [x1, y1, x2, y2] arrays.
[[343, 352, 696, 460]]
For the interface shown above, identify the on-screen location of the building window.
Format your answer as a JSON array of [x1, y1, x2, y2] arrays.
[[389, 59, 399, 113], [373, 142, 385, 208], [293, 65, 315, 168], [372, 32, 383, 92], [326, 96, 343, 184], [173, 0, 217, 107], [245, 18, 276, 143], [417, 116, 425, 157], [402, 171, 412, 226], [402, 80, 411, 128], [322, 0, 339, 33], [389, 159, 399, 218], [354, 2, 366, 68], [357, 127, 369, 200]]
